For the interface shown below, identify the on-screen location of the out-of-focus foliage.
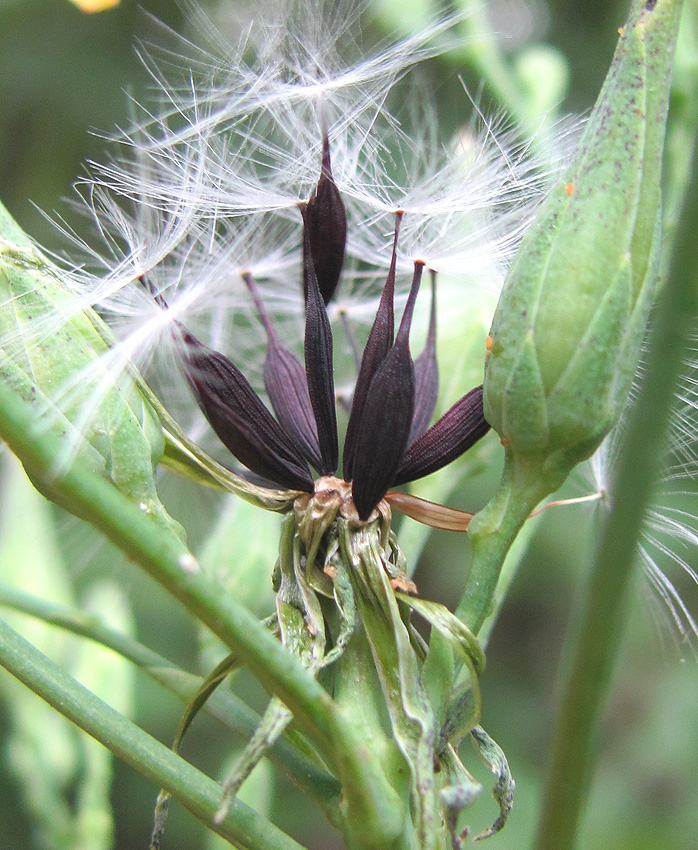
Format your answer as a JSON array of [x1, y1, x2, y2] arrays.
[[1, 2, 698, 850]]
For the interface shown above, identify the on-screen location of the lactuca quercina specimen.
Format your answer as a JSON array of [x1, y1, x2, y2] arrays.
[[148, 135, 490, 523]]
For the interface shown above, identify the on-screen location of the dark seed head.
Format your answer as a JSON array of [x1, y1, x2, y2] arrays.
[[394, 384, 490, 486], [304, 135, 347, 305], [409, 269, 439, 444], [243, 273, 323, 470], [350, 261, 424, 520], [343, 211, 402, 480], [175, 323, 314, 492], [301, 206, 339, 474]]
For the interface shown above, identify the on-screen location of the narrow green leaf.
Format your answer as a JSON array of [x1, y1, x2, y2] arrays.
[[0, 582, 342, 818], [0, 617, 308, 850], [216, 697, 292, 824]]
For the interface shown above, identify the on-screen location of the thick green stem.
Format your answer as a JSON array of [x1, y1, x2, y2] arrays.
[[0, 582, 342, 818], [534, 134, 698, 850], [456, 450, 553, 635], [0, 616, 305, 850], [333, 623, 412, 850]]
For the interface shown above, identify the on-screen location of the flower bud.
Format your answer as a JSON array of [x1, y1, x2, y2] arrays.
[[484, 0, 682, 487]]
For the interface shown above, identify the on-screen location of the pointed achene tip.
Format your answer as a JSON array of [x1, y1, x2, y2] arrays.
[[242, 270, 277, 342], [321, 133, 333, 178], [384, 492, 474, 532]]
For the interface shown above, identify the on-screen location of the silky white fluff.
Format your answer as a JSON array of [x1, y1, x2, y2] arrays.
[[566, 347, 698, 657], [7, 1, 574, 465]]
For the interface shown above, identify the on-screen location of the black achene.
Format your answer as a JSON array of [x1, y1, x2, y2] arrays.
[[162, 138, 490, 521]]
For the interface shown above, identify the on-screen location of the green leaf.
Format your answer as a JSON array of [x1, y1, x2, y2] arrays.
[[216, 697, 292, 824], [0, 616, 308, 850], [397, 594, 484, 748], [0, 200, 183, 540]]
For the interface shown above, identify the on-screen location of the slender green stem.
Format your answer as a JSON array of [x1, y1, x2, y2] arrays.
[[456, 450, 553, 635], [534, 138, 698, 850], [0, 377, 335, 742], [0, 616, 306, 850], [0, 379, 392, 828], [0, 583, 342, 818], [459, 3, 532, 127]]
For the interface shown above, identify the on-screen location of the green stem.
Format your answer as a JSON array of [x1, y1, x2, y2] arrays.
[[0, 616, 306, 850], [332, 621, 412, 850], [456, 450, 553, 635], [457, 0, 560, 139], [0, 379, 389, 827], [0, 582, 341, 818], [460, 4, 530, 122], [533, 134, 698, 850]]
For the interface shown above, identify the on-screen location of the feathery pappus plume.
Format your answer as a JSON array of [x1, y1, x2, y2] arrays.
[[11, 0, 574, 527], [552, 339, 698, 659]]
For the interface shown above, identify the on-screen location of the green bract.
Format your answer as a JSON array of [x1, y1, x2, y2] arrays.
[[484, 0, 683, 489]]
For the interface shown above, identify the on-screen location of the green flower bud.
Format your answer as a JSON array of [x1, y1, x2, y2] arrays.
[[484, 0, 683, 489]]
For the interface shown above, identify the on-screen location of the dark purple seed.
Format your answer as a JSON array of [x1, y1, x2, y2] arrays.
[[243, 273, 323, 470], [304, 135, 347, 305], [393, 385, 490, 486], [301, 208, 339, 474], [351, 261, 424, 520], [409, 269, 439, 444], [175, 324, 314, 492], [343, 212, 402, 480]]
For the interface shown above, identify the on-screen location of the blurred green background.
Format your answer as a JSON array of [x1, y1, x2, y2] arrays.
[[2, 1, 698, 849]]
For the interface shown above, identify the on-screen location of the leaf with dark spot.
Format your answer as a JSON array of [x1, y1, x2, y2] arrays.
[[409, 268, 438, 444], [393, 385, 489, 486], [351, 262, 423, 520], [343, 212, 402, 480], [302, 209, 339, 474], [175, 324, 314, 492]]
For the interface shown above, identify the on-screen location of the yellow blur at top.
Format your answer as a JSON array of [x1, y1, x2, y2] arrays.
[[68, 0, 120, 13]]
